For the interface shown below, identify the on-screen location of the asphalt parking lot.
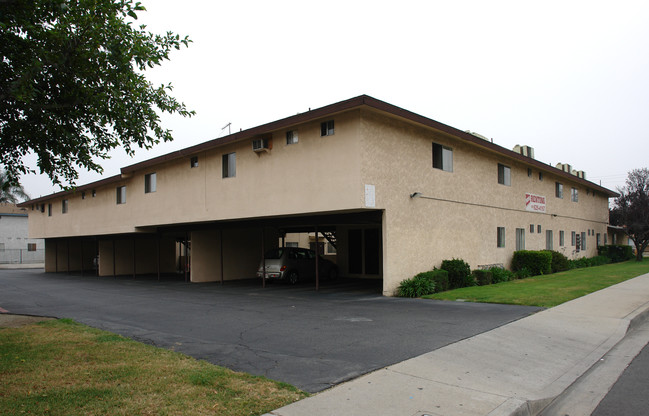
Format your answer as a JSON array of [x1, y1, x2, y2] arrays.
[[0, 269, 542, 393]]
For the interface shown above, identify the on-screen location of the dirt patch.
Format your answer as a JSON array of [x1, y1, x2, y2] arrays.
[[0, 313, 55, 328]]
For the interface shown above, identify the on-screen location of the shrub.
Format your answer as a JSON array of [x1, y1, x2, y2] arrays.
[[396, 272, 436, 297], [430, 269, 449, 293], [515, 267, 531, 279], [598, 245, 634, 263], [441, 259, 473, 289], [569, 255, 611, 269], [511, 250, 552, 276], [590, 255, 610, 266], [543, 250, 570, 273], [472, 269, 493, 286], [489, 266, 514, 283]]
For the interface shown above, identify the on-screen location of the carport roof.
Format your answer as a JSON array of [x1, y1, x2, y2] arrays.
[[19, 95, 618, 206]]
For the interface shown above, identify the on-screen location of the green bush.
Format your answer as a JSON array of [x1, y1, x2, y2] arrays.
[[430, 269, 449, 293], [489, 266, 514, 283], [396, 272, 436, 297], [543, 250, 570, 273], [569, 255, 611, 269], [515, 267, 531, 279], [512, 250, 552, 276], [472, 269, 493, 286], [598, 245, 634, 263], [441, 259, 473, 289]]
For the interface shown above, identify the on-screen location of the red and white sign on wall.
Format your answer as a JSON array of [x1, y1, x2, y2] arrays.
[[525, 193, 546, 213]]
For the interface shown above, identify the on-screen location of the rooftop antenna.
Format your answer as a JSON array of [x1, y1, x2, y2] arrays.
[[221, 122, 231, 135]]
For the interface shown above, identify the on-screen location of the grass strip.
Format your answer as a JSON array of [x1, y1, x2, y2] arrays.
[[424, 258, 649, 307], [0, 319, 307, 415]]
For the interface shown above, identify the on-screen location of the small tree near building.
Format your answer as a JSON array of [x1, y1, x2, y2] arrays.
[[610, 168, 649, 262]]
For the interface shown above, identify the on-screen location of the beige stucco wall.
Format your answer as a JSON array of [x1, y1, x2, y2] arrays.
[[358, 109, 610, 295], [27, 110, 364, 239]]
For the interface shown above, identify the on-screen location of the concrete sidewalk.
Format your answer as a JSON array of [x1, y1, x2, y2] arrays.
[[268, 273, 649, 416]]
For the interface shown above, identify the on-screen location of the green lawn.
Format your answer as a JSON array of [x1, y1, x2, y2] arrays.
[[0, 319, 306, 416], [424, 258, 649, 307]]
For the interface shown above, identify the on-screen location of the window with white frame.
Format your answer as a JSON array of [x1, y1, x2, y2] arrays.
[[432, 143, 453, 172], [581, 231, 587, 250], [222, 153, 236, 178], [145, 172, 157, 193], [116, 186, 126, 204], [560, 230, 565, 246], [516, 228, 525, 251], [190, 156, 199, 168], [62, 199, 68, 214], [286, 130, 298, 145], [498, 164, 511, 186], [571, 231, 576, 246], [320, 120, 334, 136], [546, 230, 553, 250], [571, 187, 579, 202]]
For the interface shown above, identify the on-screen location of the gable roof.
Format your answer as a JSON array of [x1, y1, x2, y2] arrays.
[[19, 95, 617, 206]]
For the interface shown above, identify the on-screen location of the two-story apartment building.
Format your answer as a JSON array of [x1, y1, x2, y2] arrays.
[[19, 95, 617, 295]]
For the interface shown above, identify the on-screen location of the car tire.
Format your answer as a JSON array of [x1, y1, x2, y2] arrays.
[[287, 271, 299, 285], [328, 267, 338, 281]]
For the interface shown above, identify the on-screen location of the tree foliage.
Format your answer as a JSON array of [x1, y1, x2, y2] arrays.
[[610, 168, 649, 261], [0, 0, 194, 188], [0, 170, 29, 203]]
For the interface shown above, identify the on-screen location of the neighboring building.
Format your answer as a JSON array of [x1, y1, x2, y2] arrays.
[[19, 95, 617, 295], [0, 203, 44, 264]]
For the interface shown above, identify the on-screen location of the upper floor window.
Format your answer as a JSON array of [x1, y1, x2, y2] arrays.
[[555, 182, 563, 198], [498, 163, 511, 186], [222, 153, 236, 178], [571, 187, 579, 202], [286, 130, 298, 145], [145, 173, 157, 193], [320, 120, 334, 136], [81, 191, 86, 200], [116, 186, 126, 204], [47, 204, 52, 216], [432, 143, 453, 172], [190, 156, 199, 168], [61, 199, 68, 214], [91, 189, 96, 197], [27, 243, 37, 251]]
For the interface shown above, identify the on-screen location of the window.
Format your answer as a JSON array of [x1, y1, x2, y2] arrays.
[[81, 191, 86, 200], [190, 156, 199, 168], [571, 187, 578, 202], [145, 173, 157, 193], [0, 243, 4, 251], [555, 182, 563, 198], [539, 172, 544, 181], [285, 242, 299, 248], [432, 143, 453, 172], [326, 242, 337, 255], [27, 243, 37, 251], [116, 186, 126, 204], [61, 199, 68, 214], [47, 204, 52, 217], [320, 120, 334, 136], [571, 231, 576, 246], [516, 228, 525, 251], [546, 230, 553, 250], [91, 189, 96, 197], [537, 224, 541, 233], [605, 234, 608, 245], [560, 230, 565, 246], [222, 153, 236, 178], [597, 233, 601, 247], [587, 229, 591, 236], [286, 130, 298, 145], [530, 224, 534, 233], [527, 168, 532, 177], [498, 164, 511, 186], [497, 227, 505, 248], [581, 232, 587, 250]]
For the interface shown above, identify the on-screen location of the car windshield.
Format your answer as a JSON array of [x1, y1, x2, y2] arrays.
[[264, 248, 284, 259]]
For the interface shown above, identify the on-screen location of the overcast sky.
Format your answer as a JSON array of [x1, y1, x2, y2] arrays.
[[20, 0, 649, 199]]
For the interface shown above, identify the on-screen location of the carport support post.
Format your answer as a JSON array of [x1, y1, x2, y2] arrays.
[[80, 240, 84, 276], [315, 225, 319, 291], [112, 239, 116, 278], [261, 228, 266, 289], [220, 229, 224, 285], [156, 236, 161, 282], [132, 239, 136, 279]]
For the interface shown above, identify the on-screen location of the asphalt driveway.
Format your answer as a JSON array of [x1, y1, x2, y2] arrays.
[[0, 269, 542, 392]]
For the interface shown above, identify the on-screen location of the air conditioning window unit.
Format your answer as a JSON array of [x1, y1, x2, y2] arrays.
[[252, 138, 270, 152]]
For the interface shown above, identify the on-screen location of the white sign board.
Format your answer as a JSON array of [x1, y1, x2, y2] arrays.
[[365, 184, 375, 208], [525, 193, 546, 213]]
